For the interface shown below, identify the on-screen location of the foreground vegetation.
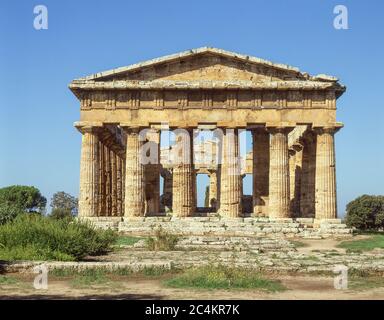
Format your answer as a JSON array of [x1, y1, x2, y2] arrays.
[[337, 233, 384, 252], [165, 265, 286, 292], [1, 264, 285, 292], [0, 215, 117, 261], [345, 195, 384, 230], [115, 236, 143, 246], [145, 227, 179, 251]]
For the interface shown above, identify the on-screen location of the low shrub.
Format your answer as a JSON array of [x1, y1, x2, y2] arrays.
[[0, 204, 24, 225], [0, 214, 117, 261], [0, 244, 74, 261], [145, 227, 179, 251]]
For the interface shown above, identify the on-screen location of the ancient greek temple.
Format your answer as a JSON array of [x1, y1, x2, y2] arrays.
[[69, 47, 346, 229]]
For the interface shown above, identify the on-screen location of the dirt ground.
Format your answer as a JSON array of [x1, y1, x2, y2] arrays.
[[1, 235, 383, 300], [1, 273, 384, 300]]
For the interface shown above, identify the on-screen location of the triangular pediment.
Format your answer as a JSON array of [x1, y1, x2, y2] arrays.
[[77, 47, 327, 83]]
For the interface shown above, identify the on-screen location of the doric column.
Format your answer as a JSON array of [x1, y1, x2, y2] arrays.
[[121, 157, 126, 216], [116, 155, 123, 216], [268, 127, 293, 218], [144, 129, 161, 215], [208, 170, 218, 210], [110, 151, 117, 216], [104, 145, 111, 216], [314, 126, 340, 220], [289, 145, 303, 217], [251, 128, 270, 216], [300, 132, 316, 217], [123, 127, 145, 217], [289, 149, 296, 215], [219, 128, 242, 217], [172, 128, 195, 217], [98, 141, 105, 216], [161, 168, 173, 211], [78, 127, 100, 217]]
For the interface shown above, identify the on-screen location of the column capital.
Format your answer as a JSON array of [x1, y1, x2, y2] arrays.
[[120, 126, 142, 134], [74, 121, 103, 134], [313, 125, 343, 135], [249, 125, 268, 134], [266, 126, 295, 135], [299, 130, 316, 144], [207, 168, 217, 175]]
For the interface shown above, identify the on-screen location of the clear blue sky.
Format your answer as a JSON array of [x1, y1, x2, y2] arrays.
[[1, 0, 383, 214]]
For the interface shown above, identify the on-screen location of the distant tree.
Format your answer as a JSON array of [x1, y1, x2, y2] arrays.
[[345, 195, 384, 230], [204, 186, 210, 208], [50, 208, 73, 220], [50, 191, 78, 215], [0, 185, 46, 213]]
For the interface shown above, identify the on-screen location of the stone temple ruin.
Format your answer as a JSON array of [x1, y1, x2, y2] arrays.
[[69, 47, 351, 237]]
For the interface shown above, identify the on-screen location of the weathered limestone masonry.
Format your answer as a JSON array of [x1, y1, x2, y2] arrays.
[[123, 127, 145, 217], [268, 127, 292, 219], [70, 47, 350, 236], [219, 128, 242, 217], [172, 128, 195, 217]]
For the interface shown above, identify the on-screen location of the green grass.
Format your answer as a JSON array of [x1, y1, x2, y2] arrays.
[[115, 236, 143, 246], [70, 269, 109, 287], [349, 276, 384, 290], [298, 255, 320, 261], [48, 265, 176, 288], [164, 265, 286, 292], [289, 240, 308, 248], [337, 234, 384, 252], [0, 275, 19, 285], [50, 265, 174, 278]]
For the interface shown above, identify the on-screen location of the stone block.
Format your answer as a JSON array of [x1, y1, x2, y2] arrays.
[[295, 218, 314, 224], [269, 218, 294, 223]]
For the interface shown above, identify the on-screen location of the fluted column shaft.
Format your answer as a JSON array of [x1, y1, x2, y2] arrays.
[[172, 128, 195, 217], [124, 128, 145, 217], [219, 129, 242, 217], [78, 127, 100, 217], [300, 132, 316, 217], [208, 170, 218, 210], [251, 129, 270, 216], [116, 155, 123, 216], [161, 169, 173, 211], [144, 129, 161, 215], [104, 145, 111, 216], [98, 141, 105, 216], [111, 151, 117, 216], [315, 127, 338, 219], [268, 127, 292, 218], [121, 157, 126, 216]]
